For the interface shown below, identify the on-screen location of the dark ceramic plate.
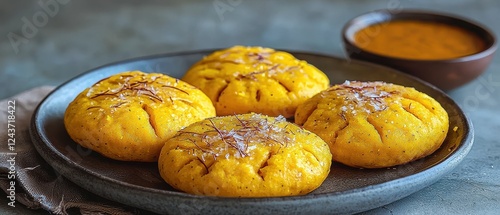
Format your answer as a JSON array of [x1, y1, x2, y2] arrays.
[[30, 50, 473, 215]]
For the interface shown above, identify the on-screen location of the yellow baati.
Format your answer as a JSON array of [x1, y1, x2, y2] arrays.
[[295, 81, 449, 168], [158, 113, 332, 197], [182, 46, 330, 118], [64, 71, 216, 162]]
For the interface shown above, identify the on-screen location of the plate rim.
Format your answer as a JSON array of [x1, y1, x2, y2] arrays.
[[29, 49, 475, 214]]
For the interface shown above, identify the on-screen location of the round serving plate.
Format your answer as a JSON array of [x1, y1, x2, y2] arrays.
[[30, 50, 473, 215]]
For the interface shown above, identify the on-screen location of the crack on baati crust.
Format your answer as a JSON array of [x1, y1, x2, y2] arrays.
[[255, 89, 261, 102], [366, 117, 384, 144], [401, 95, 437, 116], [276, 80, 292, 93], [302, 147, 321, 165], [402, 100, 424, 122], [215, 82, 229, 103], [175, 153, 198, 173], [296, 103, 319, 126], [142, 104, 159, 137], [334, 121, 350, 140], [257, 152, 272, 181]]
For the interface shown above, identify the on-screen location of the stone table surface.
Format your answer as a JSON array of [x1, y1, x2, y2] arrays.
[[1, 0, 499, 214]]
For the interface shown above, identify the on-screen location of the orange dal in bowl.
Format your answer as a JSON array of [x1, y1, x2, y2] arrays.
[[354, 20, 486, 60]]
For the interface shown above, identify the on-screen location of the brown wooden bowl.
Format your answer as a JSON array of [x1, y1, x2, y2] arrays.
[[342, 9, 497, 91]]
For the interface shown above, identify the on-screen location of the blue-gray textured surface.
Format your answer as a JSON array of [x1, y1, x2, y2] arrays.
[[1, 0, 499, 214]]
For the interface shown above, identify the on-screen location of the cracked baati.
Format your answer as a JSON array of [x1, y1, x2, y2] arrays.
[[181, 46, 330, 118], [158, 113, 332, 197], [64, 71, 216, 162], [295, 81, 449, 168]]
